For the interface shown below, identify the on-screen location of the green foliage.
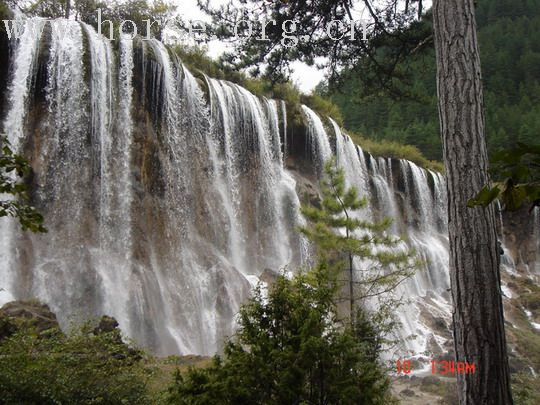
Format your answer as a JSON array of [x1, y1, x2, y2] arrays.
[[172, 45, 232, 80], [10, 0, 177, 40], [0, 322, 152, 405], [300, 158, 417, 317], [468, 142, 540, 211], [300, 94, 343, 127], [348, 132, 444, 172], [0, 1, 11, 21], [467, 185, 502, 208], [0, 136, 46, 233], [325, 0, 540, 162], [166, 264, 396, 405], [512, 372, 540, 405]]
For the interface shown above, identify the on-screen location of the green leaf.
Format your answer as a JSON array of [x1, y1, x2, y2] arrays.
[[501, 184, 528, 211], [467, 185, 501, 208]]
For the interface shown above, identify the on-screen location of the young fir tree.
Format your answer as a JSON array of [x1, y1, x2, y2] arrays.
[[166, 263, 396, 405], [300, 158, 418, 323]]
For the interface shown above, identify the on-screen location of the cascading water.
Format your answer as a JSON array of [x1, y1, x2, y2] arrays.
[[1, 18, 536, 360], [0, 17, 46, 304], [301, 105, 333, 170], [302, 111, 449, 356], [0, 19, 304, 355], [205, 78, 302, 276]]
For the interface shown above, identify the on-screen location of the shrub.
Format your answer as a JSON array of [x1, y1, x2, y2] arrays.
[[0, 322, 152, 405], [512, 372, 540, 405], [165, 265, 396, 405], [301, 93, 344, 126]]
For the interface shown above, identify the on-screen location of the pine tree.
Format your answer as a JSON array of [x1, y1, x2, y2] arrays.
[[433, 1, 514, 402], [166, 264, 396, 405], [300, 158, 417, 323]]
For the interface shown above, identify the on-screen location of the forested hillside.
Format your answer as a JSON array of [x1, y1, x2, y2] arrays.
[[324, 0, 540, 161]]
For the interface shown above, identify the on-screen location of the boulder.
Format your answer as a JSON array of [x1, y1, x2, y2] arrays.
[[400, 388, 416, 397], [0, 300, 59, 340], [94, 315, 120, 334]]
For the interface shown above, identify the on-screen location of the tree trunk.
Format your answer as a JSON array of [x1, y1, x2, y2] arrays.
[[65, 0, 71, 19], [349, 252, 354, 322], [432, 1, 513, 404]]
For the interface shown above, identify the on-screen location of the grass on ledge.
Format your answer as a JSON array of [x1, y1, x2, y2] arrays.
[[348, 132, 445, 173]]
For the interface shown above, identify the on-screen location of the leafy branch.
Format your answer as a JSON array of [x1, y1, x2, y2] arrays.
[[468, 142, 540, 212], [0, 135, 46, 233]]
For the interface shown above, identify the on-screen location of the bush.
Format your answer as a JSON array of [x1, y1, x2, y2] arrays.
[[0, 322, 152, 405], [166, 265, 396, 405], [301, 93, 344, 126], [512, 372, 540, 405]]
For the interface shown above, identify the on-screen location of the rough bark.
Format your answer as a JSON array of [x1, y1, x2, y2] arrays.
[[432, 1, 513, 404]]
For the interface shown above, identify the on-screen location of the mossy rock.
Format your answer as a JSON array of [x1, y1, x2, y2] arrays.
[[0, 300, 60, 340]]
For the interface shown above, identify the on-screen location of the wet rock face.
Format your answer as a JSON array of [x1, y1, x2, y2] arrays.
[[286, 119, 318, 179], [287, 164, 321, 208]]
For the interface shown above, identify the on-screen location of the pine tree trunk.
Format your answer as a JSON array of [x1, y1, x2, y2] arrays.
[[432, 1, 513, 404], [349, 252, 354, 321], [65, 0, 71, 19]]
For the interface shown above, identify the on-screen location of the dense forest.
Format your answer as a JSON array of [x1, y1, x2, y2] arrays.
[[324, 0, 540, 161]]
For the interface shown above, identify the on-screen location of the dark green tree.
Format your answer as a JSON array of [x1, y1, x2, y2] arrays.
[[300, 158, 417, 323], [324, 0, 540, 162], [166, 264, 396, 405], [0, 136, 46, 233]]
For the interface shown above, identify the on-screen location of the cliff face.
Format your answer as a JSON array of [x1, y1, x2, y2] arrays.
[[501, 207, 539, 273], [0, 18, 538, 362]]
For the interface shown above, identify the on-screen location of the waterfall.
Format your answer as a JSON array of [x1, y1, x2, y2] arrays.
[[4, 18, 45, 150], [3, 18, 534, 361], [332, 119, 370, 199], [205, 78, 301, 276], [301, 105, 333, 169], [1, 17, 46, 304], [0, 19, 307, 355], [88, 33, 136, 337], [116, 34, 135, 258], [17, 19, 92, 318]]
